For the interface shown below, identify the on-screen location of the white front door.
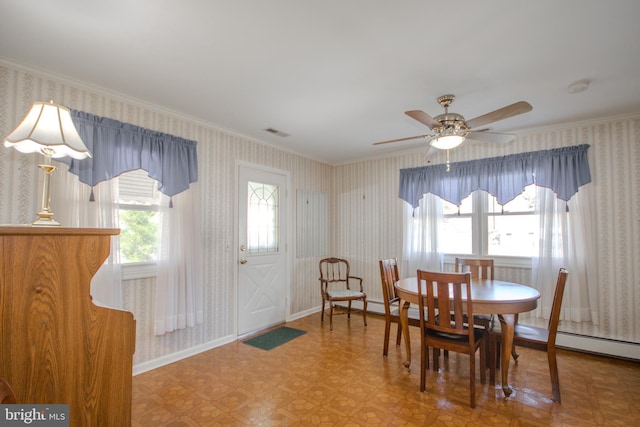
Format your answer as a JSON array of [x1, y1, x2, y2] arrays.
[[237, 164, 288, 335]]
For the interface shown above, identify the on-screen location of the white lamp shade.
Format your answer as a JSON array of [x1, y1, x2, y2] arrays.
[[430, 134, 465, 150], [3, 101, 91, 159]]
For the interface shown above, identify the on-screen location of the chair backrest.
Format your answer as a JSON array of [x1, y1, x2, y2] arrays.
[[319, 257, 351, 288], [455, 257, 494, 280], [417, 270, 475, 341], [547, 268, 569, 344], [379, 258, 400, 315], [0, 378, 17, 404]]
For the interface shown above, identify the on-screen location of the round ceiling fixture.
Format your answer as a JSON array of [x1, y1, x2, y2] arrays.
[[568, 80, 590, 94]]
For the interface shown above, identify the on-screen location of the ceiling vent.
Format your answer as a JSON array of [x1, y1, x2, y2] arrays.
[[264, 128, 290, 137]]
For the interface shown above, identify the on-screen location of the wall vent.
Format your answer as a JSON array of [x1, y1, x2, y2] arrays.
[[264, 128, 290, 137]]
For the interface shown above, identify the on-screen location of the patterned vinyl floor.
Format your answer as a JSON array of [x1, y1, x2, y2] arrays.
[[132, 311, 640, 426]]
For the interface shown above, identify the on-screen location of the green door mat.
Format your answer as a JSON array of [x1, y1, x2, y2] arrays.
[[243, 326, 306, 350]]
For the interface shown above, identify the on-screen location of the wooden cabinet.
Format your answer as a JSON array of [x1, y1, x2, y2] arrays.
[[0, 227, 135, 426]]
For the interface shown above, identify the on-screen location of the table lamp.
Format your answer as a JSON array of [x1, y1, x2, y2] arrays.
[[3, 100, 92, 226]]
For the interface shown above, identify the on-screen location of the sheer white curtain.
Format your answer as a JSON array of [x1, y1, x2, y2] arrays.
[[52, 166, 122, 308], [154, 183, 204, 335], [402, 193, 444, 277], [532, 185, 598, 322]]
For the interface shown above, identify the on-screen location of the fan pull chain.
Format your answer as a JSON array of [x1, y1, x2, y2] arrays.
[[446, 150, 451, 172]]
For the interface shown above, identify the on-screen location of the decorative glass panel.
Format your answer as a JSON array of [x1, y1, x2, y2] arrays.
[[247, 181, 279, 254]]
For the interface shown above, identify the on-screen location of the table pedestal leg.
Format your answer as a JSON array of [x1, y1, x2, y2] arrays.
[[498, 314, 516, 399], [399, 298, 411, 369]]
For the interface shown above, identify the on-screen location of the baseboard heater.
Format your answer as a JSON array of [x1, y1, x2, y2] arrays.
[[334, 300, 640, 362]]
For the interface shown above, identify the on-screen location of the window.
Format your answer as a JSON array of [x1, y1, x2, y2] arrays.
[[118, 169, 161, 264], [440, 185, 537, 258], [440, 194, 472, 255], [486, 185, 537, 257], [246, 181, 280, 254]]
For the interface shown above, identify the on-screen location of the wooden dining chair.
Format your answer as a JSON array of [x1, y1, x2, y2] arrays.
[[417, 270, 486, 408], [379, 258, 420, 356], [319, 257, 367, 331], [454, 257, 495, 331], [489, 268, 568, 403]]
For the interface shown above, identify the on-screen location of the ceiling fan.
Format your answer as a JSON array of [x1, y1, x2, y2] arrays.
[[373, 94, 532, 152]]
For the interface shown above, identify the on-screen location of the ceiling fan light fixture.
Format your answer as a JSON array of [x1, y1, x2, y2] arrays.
[[430, 134, 465, 150], [374, 94, 532, 149]]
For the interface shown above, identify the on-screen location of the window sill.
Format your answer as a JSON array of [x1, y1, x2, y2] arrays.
[[121, 262, 157, 280], [443, 254, 532, 270]]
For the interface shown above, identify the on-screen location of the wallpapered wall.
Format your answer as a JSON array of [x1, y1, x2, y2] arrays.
[[1, 62, 638, 371], [334, 119, 640, 345], [0, 62, 332, 369]]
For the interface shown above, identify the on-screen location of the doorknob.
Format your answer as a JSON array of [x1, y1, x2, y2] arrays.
[[240, 245, 246, 252], [240, 259, 248, 264]]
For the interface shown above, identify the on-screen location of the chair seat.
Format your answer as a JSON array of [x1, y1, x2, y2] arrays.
[[491, 323, 550, 344], [327, 289, 366, 299], [460, 313, 493, 328], [427, 327, 485, 345]]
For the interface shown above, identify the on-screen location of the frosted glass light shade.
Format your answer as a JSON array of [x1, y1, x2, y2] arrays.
[[3, 101, 91, 159], [430, 134, 465, 150]]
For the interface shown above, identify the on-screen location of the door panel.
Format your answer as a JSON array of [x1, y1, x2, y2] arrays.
[[238, 165, 287, 335]]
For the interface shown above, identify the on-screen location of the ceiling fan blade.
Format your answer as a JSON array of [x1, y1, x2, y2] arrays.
[[466, 131, 515, 145], [465, 101, 532, 129], [425, 145, 437, 159], [372, 134, 429, 145], [405, 110, 440, 129]]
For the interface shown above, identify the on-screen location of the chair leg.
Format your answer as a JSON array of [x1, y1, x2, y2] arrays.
[[489, 335, 497, 386], [469, 352, 476, 408], [420, 339, 429, 391], [512, 314, 520, 362], [362, 299, 367, 326], [321, 298, 325, 322], [347, 301, 352, 319], [548, 347, 561, 403], [479, 339, 486, 385], [383, 319, 391, 356], [511, 344, 520, 362], [329, 303, 334, 331], [395, 323, 402, 347]]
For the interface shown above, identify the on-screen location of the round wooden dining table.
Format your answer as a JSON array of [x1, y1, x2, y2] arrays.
[[394, 277, 540, 398]]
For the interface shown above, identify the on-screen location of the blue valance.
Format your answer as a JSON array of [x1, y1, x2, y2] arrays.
[[399, 144, 591, 208], [61, 110, 198, 197]]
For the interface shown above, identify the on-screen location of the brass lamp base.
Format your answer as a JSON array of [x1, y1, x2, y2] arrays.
[[32, 213, 61, 227], [31, 153, 61, 227]]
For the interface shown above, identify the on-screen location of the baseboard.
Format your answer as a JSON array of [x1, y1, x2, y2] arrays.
[[331, 299, 385, 314], [132, 334, 236, 375], [556, 332, 640, 361], [288, 306, 321, 321], [134, 307, 324, 375]]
